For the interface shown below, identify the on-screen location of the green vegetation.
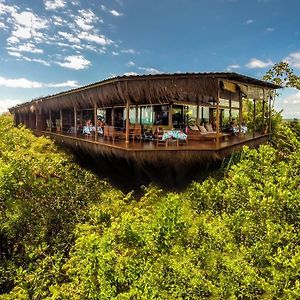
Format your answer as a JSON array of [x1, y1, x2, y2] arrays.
[[0, 114, 300, 299]]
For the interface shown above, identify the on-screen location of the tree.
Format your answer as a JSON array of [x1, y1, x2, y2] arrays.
[[263, 61, 300, 89]]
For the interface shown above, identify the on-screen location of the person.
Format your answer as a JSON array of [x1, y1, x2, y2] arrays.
[[230, 119, 238, 135], [241, 121, 248, 134]]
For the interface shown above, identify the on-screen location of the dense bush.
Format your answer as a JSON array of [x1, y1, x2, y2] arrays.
[[0, 115, 299, 299]]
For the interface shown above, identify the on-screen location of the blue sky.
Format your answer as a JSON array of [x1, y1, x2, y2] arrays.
[[0, 0, 300, 118]]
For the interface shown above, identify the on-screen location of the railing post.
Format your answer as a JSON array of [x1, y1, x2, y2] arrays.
[[239, 92, 243, 137], [74, 107, 77, 136], [60, 109, 63, 133], [262, 89, 265, 134], [94, 103, 98, 141], [216, 80, 220, 144], [49, 110, 52, 132], [125, 100, 130, 143], [253, 99, 256, 138]]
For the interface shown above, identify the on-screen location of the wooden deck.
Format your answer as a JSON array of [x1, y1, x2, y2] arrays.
[[37, 130, 269, 165]]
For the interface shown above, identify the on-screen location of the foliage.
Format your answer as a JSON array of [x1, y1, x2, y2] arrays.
[[0, 114, 300, 299], [263, 62, 300, 89]]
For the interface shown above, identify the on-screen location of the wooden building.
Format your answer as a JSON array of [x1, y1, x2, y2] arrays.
[[9, 72, 280, 184]]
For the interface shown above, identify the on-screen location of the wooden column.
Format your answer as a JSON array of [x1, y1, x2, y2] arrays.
[[229, 95, 232, 122], [201, 107, 204, 123], [262, 89, 265, 134], [74, 107, 77, 136], [125, 100, 130, 143], [168, 103, 173, 127], [135, 105, 139, 124], [196, 99, 200, 125], [94, 104, 98, 141], [60, 109, 63, 133], [253, 99, 256, 138], [49, 110, 52, 132], [268, 95, 272, 134], [216, 81, 220, 143], [35, 109, 38, 129], [111, 107, 115, 126], [238, 92, 243, 136]]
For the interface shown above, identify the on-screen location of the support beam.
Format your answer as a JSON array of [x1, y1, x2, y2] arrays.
[[253, 99, 256, 138], [94, 104, 98, 141], [74, 107, 77, 136], [262, 89, 265, 134], [168, 103, 173, 127], [238, 92, 243, 136], [216, 81, 220, 144], [135, 105, 139, 124], [60, 109, 63, 133], [49, 110, 52, 132], [229, 94, 232, 122], [269, 95, 272, 134], [111, 107, 115, 127], [125, 100, 130, 143], [196, 99, 200, 125], [35, 109, 38, 129]]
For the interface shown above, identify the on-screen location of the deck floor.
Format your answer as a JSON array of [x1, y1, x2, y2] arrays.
[[40, 131, 269, 152]]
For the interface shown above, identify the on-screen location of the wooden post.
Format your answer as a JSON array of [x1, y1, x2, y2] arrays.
[[196, 99, 200, 125], [229, 94, 232, 122], [168, 103, 173, 127], [49, 110, 52, 132], [269, 95, 272, 134], [125, 100, 130, 143], [135, 105, 139, 124], [201, 107, 204, 123], [60, 109, 63, 133], [238, 92, 243, 136], [74, 107, 77, 136], [111, 107, 115, 127], [253, 99, 256, 138], [216, 80, 220, 144], [94, 104, 98, 140], [262, 89, 265, 134], [35, 109, 38, 129]]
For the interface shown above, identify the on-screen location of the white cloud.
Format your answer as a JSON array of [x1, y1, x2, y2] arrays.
[[281, 91, 300, 105], [0, 99, 24, 114], [110, 10, 123, 17], [245, 58, 273, 68], [58, 31, 80, 43], [0, 3, 17, 15], [266, 27, 274, 32], [44, 0, 66, 10], [126, 60, 136, 67], [8, 51, 21, 57], [0, 21, 6, 28], [285, 52, 300, 69], [10, 11, 48, 40], [7, 36, 19, 44], [46, 80, 78, 87], [226, 64, 240, 71], [0, 76, 79, 89], [101, 5, 123, 17], [112, 51, 119, 56], [0, 76, 43, 88], [23, 57, 50, 66], [245, 19, 254, 25], [123, 72, 138, 76], [8, 42, 43, 54], [138, 67, 161, 74], [57, 55, 91, 70], [75, 9, 102, 31], [121, 48, 137, 54], [78, 32, 113, 46]]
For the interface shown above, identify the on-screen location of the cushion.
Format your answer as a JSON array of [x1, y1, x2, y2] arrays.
[[199, 125, 207, 133], [205, 124, 213, 132], [190, 125, 199, 131]]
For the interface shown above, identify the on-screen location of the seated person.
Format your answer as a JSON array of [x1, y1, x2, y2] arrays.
[[229, 119, 238, 135], [241, 122, 247, 134]]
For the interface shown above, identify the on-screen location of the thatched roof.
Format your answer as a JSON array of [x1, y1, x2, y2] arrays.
[[10, 72, 281, 113]]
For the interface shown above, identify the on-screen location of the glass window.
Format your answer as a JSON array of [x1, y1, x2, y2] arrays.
[[140, 106, 153, 125]]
